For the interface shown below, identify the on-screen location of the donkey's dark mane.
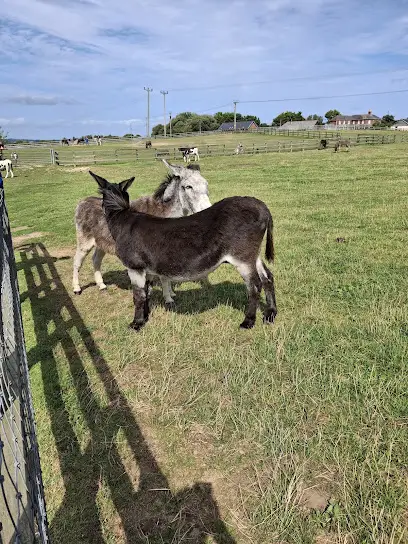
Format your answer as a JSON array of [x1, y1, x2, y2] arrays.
[[98, 186, 129, 215], [153, 173, 178, 201]]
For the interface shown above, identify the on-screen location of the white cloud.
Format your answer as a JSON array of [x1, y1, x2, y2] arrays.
[[0, 117, 25, 126], [2, 0, 408, 138], [7, 95, 77, 105]]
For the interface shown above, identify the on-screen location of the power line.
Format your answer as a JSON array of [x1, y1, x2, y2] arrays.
[[238, 88, 408, 104], [148, 102, 232, 121], [198, 102, 232, 114], [166, 67, 408, 93]]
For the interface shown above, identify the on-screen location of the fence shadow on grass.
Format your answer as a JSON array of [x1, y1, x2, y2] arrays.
[[18, 243, 237, 544]]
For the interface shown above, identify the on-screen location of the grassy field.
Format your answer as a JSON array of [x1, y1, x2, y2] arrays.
[[5, 144, 408, 543]]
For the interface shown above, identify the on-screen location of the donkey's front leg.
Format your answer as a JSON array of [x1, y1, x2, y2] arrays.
[[128, 269, 148, 331]]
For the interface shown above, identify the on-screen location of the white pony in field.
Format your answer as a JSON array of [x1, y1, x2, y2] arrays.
[[0, 159, 14, 178]]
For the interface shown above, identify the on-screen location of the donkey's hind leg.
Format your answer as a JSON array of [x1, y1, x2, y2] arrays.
[[235, 262, 262, 329], [73, 234, 95, 294], [161, 278, 176, 309], [256, 258, 277, 324], [92, 248, 107, 291]]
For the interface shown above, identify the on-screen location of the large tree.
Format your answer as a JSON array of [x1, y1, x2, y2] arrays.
[[151, 124, 164, 136], [213, 112, 261, 127], [380, 114, 395, 127], [0, 126, 8, 142], [272, 111, 304, 126], [307, 114, 324, 125], [325, 109, 341, 122]]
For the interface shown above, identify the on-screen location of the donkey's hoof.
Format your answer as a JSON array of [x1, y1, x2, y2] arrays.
[[73, 289, 82, 295], [165, 301, 176, 311], [128, 320, 145, 331], [239, 318, 255, 329], [98, 284, 107, 291], [263, 310, 277, 324]]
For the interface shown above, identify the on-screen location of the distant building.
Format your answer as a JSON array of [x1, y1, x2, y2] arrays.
[[328, 110, 380, 127], [277, 120, 318, 130], [391, 119, 408, 131], [218, 120, 258, 131]]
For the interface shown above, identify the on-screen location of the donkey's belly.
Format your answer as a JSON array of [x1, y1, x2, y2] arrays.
[[147, 253, 232, 282]]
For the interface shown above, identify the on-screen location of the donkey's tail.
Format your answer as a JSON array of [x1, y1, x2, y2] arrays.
[[265, 210, 274, 263]]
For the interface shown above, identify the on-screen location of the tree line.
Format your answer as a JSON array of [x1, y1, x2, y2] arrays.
[[151, 111, 267, 136], [150, 109, 397, 135]]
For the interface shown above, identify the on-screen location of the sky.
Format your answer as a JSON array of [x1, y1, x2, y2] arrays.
[[2, 0, 408, 139]]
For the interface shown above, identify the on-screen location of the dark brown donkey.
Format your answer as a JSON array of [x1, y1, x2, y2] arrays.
[[89, 168, 277, 331]]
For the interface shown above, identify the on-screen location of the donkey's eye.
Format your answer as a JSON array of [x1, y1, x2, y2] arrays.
[[184, 185, 193, 190]]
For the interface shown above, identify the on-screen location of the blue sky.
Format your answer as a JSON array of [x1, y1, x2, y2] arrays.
[[2, 0, 408, 139]]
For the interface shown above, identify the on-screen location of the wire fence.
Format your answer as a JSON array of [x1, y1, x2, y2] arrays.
[[0, 175, 50, 543]]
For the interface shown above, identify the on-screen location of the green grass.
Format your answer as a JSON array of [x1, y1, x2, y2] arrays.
[[6, 144, 408, 543]]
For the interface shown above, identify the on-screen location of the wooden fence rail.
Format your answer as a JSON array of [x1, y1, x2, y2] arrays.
[[3, 133, 408, 167]]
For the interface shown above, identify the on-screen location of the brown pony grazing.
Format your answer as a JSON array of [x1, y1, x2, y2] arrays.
[[334, 138, 351, 152], [90, 165, 277, 331]]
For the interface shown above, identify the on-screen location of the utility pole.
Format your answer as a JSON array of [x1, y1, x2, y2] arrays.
[[169, 112, 172, 138], [160, 90, 168, 137], [144, 86, 153, 137], [233, 100, 239, 131]]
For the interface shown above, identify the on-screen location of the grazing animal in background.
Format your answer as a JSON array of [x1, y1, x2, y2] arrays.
[[318, 139, 327, 150], [334, 138, 351, 152], [178, 147, 200, 162], [235, 143, 244, 154], [0, 159, 14, 178], [145, 140, 152, 149], [73, 162, 211, 302], [10, 152, 18, 165], [89, 164, 277, 331], [61, 138, 69, 146]]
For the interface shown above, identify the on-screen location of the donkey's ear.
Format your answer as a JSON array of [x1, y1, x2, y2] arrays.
[[119, 177, 135, 192], [89, 170, 108, 189], [187, 163, 200, 172], [162, 159, 184, 177]]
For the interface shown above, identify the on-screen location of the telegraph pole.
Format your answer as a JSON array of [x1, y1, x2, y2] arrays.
[[233, 100, 239, 131], [169, 112, 172, 138], [160, 90, 168, 137], [144, 86, 153, 137]]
